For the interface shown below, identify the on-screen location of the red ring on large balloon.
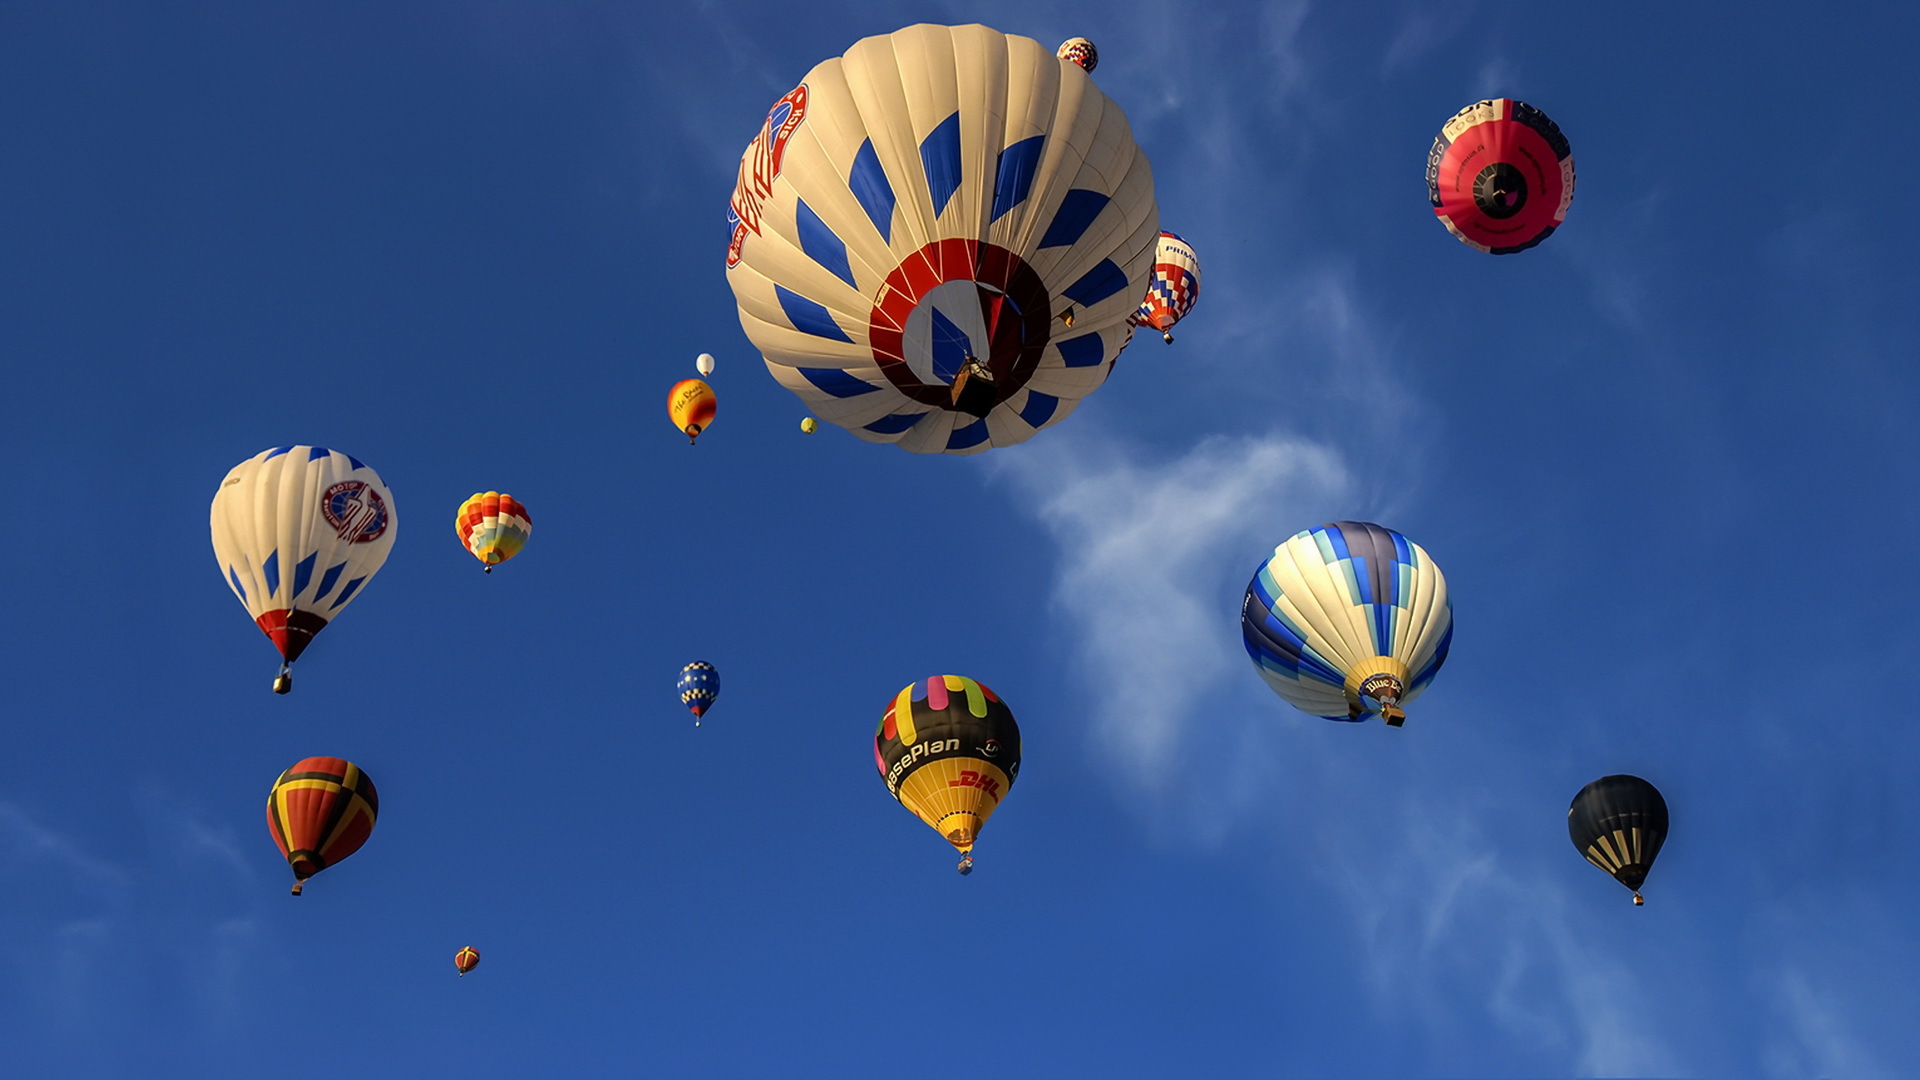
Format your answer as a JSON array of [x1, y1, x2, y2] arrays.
[[866, 239, 1052, 412], [1432, 117, 1566, 251]]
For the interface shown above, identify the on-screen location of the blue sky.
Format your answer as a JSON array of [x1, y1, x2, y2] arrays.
[[3, 2, 1918, 1077]]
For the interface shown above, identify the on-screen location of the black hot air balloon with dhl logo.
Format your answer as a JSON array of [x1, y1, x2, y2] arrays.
[[1568, 775, 1668, 905], [874, 676, 1021, 875]]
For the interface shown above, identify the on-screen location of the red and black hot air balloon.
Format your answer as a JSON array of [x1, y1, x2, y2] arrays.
[[455, 947, 480, 976], [265, 757, 379, 896], [1426, 98, 1574, 254]]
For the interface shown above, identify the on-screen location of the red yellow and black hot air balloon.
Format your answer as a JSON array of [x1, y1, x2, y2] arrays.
[[874, 675, 1021, 875], [266, 757, 378, 896], [669, 379, 717, 444], [455, 947, 480, 976]]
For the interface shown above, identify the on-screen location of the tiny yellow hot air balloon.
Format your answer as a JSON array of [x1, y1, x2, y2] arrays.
[[454, 492, 531, 573], [669, 379, 717, 444], [800, 417, 817, 434]]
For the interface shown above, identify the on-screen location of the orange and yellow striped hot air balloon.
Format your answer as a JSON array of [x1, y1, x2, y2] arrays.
[[668, 379, 717, 444], [266, 757, 378, 896], [455, 492, 531, 572], [455, 947, 480, 976], [874, 676, 1022, 875]]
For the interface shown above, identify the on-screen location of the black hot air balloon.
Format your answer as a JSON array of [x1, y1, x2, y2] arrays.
[[1568, 775, 1668, 905]]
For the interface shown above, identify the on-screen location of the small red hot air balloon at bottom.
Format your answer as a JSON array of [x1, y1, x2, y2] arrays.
[[455, 947, 480, 976], [266, 757, 378, 896]]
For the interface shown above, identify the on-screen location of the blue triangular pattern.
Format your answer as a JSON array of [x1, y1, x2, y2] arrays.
[[265, 446, 293, 460], [346, 453, 367, 471], [262, 549, 280, 597], [776, 285, 854, 343], [991, 135, 1045, 222], [1055, 333, 1105, 368], [947, 418, 990, 450], [330, 575, 367, 610], [928, 307, 972, 384], [799, 367, 881, 398], [228, 566, 248, 604], [313, 560, 347, 602], [292, 551, 317, 599], [307, 446, 332, 461], [1061, 259, 1129, 307], [864, 411, 926, 434], [849, 139, 895, 243], [797, 198, 856, 289], [920, 112, 963, 217], [1039, 189, 1111, 248], [1017, 391, 1059, 429]]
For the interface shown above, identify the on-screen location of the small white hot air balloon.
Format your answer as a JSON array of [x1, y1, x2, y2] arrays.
[[696, 352, 716, 377]]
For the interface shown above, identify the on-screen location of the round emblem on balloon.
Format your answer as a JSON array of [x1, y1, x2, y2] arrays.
[[322, 481, 390, 543], [867, 240, 1052, 415], [1472, 162, 1528, 218]]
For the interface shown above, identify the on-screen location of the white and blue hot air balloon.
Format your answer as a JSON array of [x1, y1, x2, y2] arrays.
[[724, 23, 1159, 455]]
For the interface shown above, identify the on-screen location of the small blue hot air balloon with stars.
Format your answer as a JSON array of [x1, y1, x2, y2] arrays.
[[678, 662, 719, 726]]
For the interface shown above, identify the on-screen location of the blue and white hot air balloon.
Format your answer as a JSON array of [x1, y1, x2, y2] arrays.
[[724, 23, 1159, 455], [1240, 522, 1452, 727], [210, 446, 398, 694]]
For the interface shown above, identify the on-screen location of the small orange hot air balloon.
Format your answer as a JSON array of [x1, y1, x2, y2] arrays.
[[455, 947, 480, 976], [668, 379, 717, 444], [265, 757, 378, 896]]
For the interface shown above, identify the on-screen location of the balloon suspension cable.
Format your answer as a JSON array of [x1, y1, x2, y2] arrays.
[[1633, 892, 1645, 906], [272, 663, 293, 695]]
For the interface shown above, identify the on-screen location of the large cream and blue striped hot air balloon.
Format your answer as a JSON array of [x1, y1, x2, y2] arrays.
[[724, 23, 1159, 455], [1240, 522, 1452, 727], [211, 447, 397, 694]]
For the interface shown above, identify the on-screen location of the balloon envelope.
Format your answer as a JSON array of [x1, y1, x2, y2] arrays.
[[1426, 98, 1573, 254], [1130, 230, 1199, 341], [1569, 775, 1668, 903], [677, 661, 719, 721], [455, 491, 531, 570], [266, 757, 378, 896], [1241, 522, 1452, 726], [455, 947, 480, 975], [211, 447, 397, 686], [696, 352, 716, 376], [874, 676, 1021, 860], [669, 379, 717, 442], [725, 23, 1159, 455], [1056, 37, 1097, 71]]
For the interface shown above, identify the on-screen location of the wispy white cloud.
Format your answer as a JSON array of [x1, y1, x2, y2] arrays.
[[1763, 967, 1889, 1080], [993, 429, 1348, 831]]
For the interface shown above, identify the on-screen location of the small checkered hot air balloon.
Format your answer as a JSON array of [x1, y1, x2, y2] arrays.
[[1427, 98, 1574, 253], [669, 379, 717, 444], [1241, 522, 1453, 728], [1569, 776, 1669, 906], [266, 757, 378, 896], [211, 447, 397, 694], [1129, 231, 1200, 343], [455, 492, 531, 573], [875, 676, 1021, 875], [724, 24, 1159, 455], [677, 661, 719, 725], [1056, 37, 1097, 71], [455, 947, 481, 976]]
